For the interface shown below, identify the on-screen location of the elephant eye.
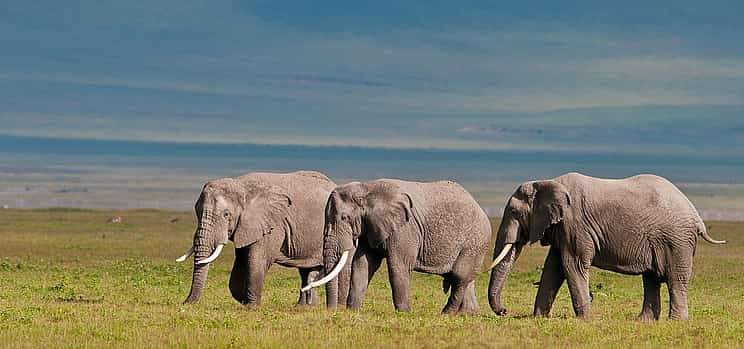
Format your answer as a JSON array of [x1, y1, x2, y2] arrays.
[[223, 210, 230, 218], [510, 208, 520, 217]]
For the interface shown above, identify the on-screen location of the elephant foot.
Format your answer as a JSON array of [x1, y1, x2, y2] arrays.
[[441, 303, 460, 315], [295, 302, 313, 308], [533, 308, 551, 318], [637, 312, 658, 322], [297, 292, 319, 307], [574, 309, 591, 320], [237, 296, 261, 309], [346, 299, 362, 311], [240, 302, 260, 310], [442, 299, 473, 315], [668, 313, 689, 321], [457, 303, 479, 315]]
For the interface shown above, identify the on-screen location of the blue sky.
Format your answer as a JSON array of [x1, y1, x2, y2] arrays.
[[1, 1, 742, 155]]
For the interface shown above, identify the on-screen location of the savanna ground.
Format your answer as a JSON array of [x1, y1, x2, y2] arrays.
[[0, 209, 742, 348]]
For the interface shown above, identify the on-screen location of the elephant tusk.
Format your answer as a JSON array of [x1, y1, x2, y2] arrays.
[[195, 244, 225, 265], [301, 250, 350, 292], [488, 244, 513, 270], [175, 246, 195, 263]]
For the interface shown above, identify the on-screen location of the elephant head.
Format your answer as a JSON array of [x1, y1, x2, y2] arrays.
[[487, 180, 571, 315], [301, 182, 414, 302], [177, 178, 292, 304]]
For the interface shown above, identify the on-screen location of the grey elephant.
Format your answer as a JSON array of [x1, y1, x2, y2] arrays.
[[303, 179, 492, 314], [176, 170, 347, 307], [487, 172, 726, 320]]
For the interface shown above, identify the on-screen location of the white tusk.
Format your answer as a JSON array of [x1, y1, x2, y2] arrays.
[[175, 246, 195, 263], [195, 244, 225, 265], [488, 244, 513, 270], [301, 250, 350, 292], [353, 238, 359, 248]]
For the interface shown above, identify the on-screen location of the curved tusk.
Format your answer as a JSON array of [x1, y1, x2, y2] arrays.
[[175, 246, 195, 263], [488, 244, 513, 270], [301, 250, 350, 292], [195, 244, 225, 265]]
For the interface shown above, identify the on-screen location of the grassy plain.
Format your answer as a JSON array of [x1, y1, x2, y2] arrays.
[[0, 208, 742, 348]]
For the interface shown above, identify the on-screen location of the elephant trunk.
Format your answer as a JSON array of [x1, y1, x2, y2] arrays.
[[487, 213, 522, 315], [323, 236, 339, 308], [325, 273, 339, 308], [184, 210, 217, 304], [336, 245, 355, 306], [488, 245, 516, 315], [184, 261, 210, 304], [316, 233, 351, 307]]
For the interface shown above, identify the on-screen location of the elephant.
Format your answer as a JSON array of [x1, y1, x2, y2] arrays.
[[487, 172, 727, 321], [303, 179, 492, 314], [176, 170, 351, 307]]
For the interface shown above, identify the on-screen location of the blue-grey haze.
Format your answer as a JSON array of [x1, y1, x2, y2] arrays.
[[0, 2, 742, 215], [2, 136, 743, 219], [2, 1, 743, 151]]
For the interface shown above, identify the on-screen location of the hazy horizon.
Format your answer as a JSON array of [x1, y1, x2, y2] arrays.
[[2, 135, 743, 220]]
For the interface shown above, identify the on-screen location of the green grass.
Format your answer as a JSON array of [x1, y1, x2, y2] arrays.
[[1, 209, 743, 348]]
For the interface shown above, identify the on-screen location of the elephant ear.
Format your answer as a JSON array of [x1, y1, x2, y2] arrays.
[[528, 180, 571, 244], [366, 191, 414, 249], [233, 183, 293, 249]]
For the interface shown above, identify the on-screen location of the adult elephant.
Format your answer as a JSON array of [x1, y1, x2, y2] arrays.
[[303, 179, 491, 314], [487, 172, 726, 320], [176, 170, 349, 307]]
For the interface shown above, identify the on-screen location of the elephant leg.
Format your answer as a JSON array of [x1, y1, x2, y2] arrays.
[[387, 258, 412, 312], [443, 253, 479, 315], [298, 269, 309, 305], [638, 272, 661, 321], [534, 246, 566, 317], [667, 252, 692, 320], [229, 244, 270, 307], [307, 268, 321, 305], [667, 280, 689, 320], [348, 248, 382, 310], [442, 282, 468, 315], [561, 254, 591, 320], [298, 268, 320, 306], [456, 280, 479, 314]]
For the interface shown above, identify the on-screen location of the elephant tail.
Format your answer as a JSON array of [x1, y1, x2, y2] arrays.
[[698, 222, 727, 245]]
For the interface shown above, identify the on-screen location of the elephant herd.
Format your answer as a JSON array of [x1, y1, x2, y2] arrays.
[[175, 170, 726, 321]]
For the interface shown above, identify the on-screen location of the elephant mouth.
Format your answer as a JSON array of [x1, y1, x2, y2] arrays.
[[488, 243, 513, 270], [195, 243, 225, 265], [175, 243, 226, 265]]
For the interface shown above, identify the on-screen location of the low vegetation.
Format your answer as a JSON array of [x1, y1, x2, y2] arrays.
[[1, 209, 742, 348]]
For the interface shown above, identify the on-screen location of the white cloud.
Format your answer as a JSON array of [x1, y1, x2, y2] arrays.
[[589, 56, 744, 79]]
